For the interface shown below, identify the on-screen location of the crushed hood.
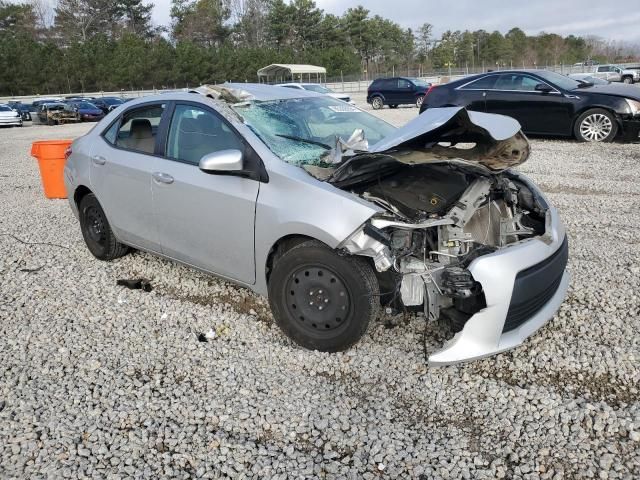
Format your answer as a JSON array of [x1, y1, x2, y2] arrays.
[[320, 107, 530, 187]]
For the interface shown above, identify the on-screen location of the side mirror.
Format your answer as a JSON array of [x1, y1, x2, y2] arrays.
[[535, 83, 553, 93], [199, 149, 243, 173]]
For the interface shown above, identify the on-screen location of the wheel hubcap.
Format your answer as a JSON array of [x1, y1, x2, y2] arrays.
[[580, 113, 612, 141], [373, 98, 382, 108], [285, 266, 351, 332], [85, 206, 106, 244], [417, 97, 423, 107]]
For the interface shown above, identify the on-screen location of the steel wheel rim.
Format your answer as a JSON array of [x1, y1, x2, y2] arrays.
[[85, 206, 106, 244], [285, 265, 352, 334], [416, 96, 424, 107], [580, 113, 612, 141], [373, 98, 382, 109]]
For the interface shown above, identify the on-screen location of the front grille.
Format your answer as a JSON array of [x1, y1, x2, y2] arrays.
[[503, 237, 568, 333]]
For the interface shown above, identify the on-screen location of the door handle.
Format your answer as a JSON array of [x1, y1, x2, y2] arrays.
[[91, 155, 106, 165], [152, 172, 174, 184]]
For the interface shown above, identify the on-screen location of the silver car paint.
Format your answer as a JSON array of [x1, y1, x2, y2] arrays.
[[89, 139, 163, 252]]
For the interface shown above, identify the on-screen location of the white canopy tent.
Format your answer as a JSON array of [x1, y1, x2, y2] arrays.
[[257, 64, 327, 84]]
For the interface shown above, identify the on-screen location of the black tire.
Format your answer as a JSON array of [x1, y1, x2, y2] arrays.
[[268, 240, 379, 352], [371, 96, 384, 110], [416, 95, 425, 108], [622, 76, 633, 84], [47, 118, 54, 126], [573, 108, 618, 142], [79, 193, 129, 261]]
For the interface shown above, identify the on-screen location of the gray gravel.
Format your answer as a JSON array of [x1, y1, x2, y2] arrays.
[[1, 111, 639, 479]]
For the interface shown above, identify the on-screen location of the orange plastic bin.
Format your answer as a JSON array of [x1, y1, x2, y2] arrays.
[[30, 139, 73, 199]]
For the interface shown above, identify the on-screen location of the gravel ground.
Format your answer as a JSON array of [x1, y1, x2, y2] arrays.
[[1, 105, 639, 479]]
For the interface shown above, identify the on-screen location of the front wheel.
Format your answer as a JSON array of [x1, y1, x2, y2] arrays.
[[268, 240, 379, 352], [416, 95, 425, 108], [79, 194, 129, 260], [574, 108, 618, 142], [622, 77, 633, 84], [371, 97, 384, 110]]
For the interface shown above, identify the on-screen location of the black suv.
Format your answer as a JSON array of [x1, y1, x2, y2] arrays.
[[367, 77, 432, 109]]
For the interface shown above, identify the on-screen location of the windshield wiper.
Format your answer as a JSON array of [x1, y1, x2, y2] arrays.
[[276, 134, 332, 150]]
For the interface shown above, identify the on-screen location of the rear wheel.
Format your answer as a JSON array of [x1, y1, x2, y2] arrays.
[[79, 194, 129, 260], [268, 240, 379, 352], [416, 95, 425, 108], [389, 104, 398, 109], [574, 108, 618, 142], [371, 97, 384, 110]]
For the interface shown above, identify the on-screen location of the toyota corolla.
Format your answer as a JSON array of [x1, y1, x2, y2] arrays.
[[64, 84, 569, 365]]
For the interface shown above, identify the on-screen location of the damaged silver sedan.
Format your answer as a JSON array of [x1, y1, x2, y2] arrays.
[[65, 84, 569, 365]]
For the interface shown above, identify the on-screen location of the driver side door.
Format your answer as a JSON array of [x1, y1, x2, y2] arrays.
[[151, 102, 260, 284]]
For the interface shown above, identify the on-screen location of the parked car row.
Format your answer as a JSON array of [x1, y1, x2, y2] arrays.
[[0, 96, 129, 126]]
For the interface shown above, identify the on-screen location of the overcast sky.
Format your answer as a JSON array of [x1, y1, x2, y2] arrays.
[[147, 0, 640, 43]]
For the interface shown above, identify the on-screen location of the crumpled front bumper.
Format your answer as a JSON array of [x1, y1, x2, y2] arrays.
[[620, 115, 640, 142], [428, 206, 570, 366]]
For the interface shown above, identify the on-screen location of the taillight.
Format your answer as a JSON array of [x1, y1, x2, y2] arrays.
[[64, 146, 72, 160], [424, 85, 437, 97]]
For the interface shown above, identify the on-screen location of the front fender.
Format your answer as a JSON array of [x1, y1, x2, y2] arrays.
[[252, 168, 381, 296]]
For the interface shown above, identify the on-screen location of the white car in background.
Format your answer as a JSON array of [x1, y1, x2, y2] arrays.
[[276, 83, 355, 104], [0, 104, 23, 127]]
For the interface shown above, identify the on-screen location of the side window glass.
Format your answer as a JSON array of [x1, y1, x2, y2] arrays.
[[510, 75, 541, 91], [115, 104, 165, 154], [397, 79, 411, 89], [103, 120, 119, 144], [461, 75, 498, 90], [494, 74, 518, 90], [166, 104, 243, 165]]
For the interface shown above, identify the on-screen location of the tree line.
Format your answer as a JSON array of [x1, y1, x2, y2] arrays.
[[0, 0, 638, 96]]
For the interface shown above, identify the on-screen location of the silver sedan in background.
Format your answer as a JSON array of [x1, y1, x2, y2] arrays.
[[64, 84, 569, 365]]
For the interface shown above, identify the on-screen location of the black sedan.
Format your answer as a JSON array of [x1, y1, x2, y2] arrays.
[[420, 70, 640, 142]]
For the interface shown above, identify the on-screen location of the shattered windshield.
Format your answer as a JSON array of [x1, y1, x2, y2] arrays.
[[233, 96, 395, 166]]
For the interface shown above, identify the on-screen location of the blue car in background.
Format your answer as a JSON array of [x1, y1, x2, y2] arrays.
[[66, 100, 105, 122], [91, 97, 126, 114], [366, 77, 432, 109]]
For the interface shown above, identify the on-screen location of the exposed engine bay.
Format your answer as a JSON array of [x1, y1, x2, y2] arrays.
[[333, 108, 550, 334], [341, 163, 548, 332]]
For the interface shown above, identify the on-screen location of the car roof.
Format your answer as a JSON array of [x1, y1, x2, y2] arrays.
[[124, 84, 323, 107]]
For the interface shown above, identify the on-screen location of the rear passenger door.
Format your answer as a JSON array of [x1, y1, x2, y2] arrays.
[[89, 102, 166, 251], [151, 102, 260, 284]]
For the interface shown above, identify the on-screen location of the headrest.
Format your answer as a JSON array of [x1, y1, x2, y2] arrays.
[[130, 118, 152, 139]]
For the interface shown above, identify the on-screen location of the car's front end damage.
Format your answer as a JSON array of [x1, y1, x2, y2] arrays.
[[195, 85, 570, 364], [330, 108, 569, 365]]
